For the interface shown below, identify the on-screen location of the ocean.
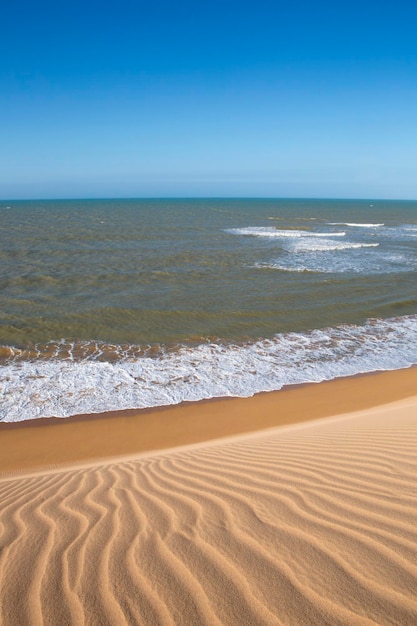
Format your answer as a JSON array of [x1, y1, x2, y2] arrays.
[[1, 197, 417, 422]]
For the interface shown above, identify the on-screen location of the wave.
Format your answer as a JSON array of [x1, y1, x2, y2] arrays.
[[328, 223, 384, 228], [292, 240, 379, 252], [2, 315, 417, 422], [226, 227, 346, 238], [255, 263, 319, 273], [256, 250, 410, 274]]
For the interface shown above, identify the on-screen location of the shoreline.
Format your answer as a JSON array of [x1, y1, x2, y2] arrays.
[[1, 365, 417, 474], [1, 368, 417, 624]]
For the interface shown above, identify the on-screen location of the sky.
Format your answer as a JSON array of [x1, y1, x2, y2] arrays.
[[1, 0, 417, 199]]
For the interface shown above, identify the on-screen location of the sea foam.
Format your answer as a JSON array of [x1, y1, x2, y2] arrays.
[[328, 222, 384, 228], [255, 250, 410, 274], [291, 240, 379, 252], [2, 315, 417, 422], [226, 227, 346, 238]]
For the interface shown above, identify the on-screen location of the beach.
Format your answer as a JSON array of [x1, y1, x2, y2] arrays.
[[3, 0, 417, 619], [1, 368, 417, 625], [1, 199, 417, 623]]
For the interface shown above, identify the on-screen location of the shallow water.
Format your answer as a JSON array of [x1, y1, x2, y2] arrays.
[[1, 197, 417, 421]]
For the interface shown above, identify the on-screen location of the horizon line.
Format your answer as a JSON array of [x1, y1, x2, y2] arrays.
[[2, 195, 417, 203]]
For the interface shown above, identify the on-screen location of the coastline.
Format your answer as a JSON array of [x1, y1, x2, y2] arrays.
[[1, 365, 417, 474], [1, 366, 417, 624]]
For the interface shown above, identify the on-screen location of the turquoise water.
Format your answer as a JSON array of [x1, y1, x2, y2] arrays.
[[1, 198, 417, 421]]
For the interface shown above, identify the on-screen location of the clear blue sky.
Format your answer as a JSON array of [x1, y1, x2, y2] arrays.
[[1, 0, 417, 199]]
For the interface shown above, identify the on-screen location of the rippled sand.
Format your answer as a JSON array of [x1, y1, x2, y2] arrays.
[[1, 395, 417, 625]]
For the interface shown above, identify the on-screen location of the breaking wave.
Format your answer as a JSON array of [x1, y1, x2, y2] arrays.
[[291, 240, 379, 252], [226, 227, 346, 238], [2, 315, 417, 422], [328, 223, 384, 228]]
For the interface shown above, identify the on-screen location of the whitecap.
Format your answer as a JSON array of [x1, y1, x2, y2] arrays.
[[254, 262, 318, 273], [328, 222, 384, 227], [226, 227, 346, 238], [292, 240, 379, 253], [254, 249, 410, 275]]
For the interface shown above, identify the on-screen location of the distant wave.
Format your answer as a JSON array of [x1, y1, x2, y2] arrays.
[[292, 241, 379, 252], [2, 314, 417, 422], [226, 227, 346, 238], [254, 263, 319, 273], [255, 249, 411, 275], [328, 222, 384, 228]]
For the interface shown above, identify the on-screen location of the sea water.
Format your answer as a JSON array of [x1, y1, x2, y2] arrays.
[[1, 198, 416, 422]]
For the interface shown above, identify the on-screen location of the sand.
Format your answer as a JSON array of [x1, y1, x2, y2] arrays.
[[2, 367, 417, 473], [0, 370, 417, 625]]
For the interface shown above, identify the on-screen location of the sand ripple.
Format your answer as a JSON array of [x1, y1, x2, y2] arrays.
[[1, 406, 417, 625]]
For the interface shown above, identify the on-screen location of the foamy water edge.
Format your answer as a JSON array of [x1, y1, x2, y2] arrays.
[[2, 314, 417, 422]]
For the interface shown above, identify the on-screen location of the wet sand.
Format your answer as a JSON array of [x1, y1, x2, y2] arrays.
[[1, 366, 417, 474]]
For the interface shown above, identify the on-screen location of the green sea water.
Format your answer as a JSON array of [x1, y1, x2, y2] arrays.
[[1, 198, 416, 349]]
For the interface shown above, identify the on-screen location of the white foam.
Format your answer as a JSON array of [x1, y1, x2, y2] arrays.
[[2, 315, 417, 422], [403, 226, 417, 236], [256, 250, 409, 274], [226, 227, 346, 238], [292, 240, 379, 253], [255, 263, 317, 273], [372, 225, 417, 242], [328, 223, 384, 228]]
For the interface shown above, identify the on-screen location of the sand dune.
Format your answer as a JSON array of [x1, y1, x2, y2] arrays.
[[1, 398, 417, 625]]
